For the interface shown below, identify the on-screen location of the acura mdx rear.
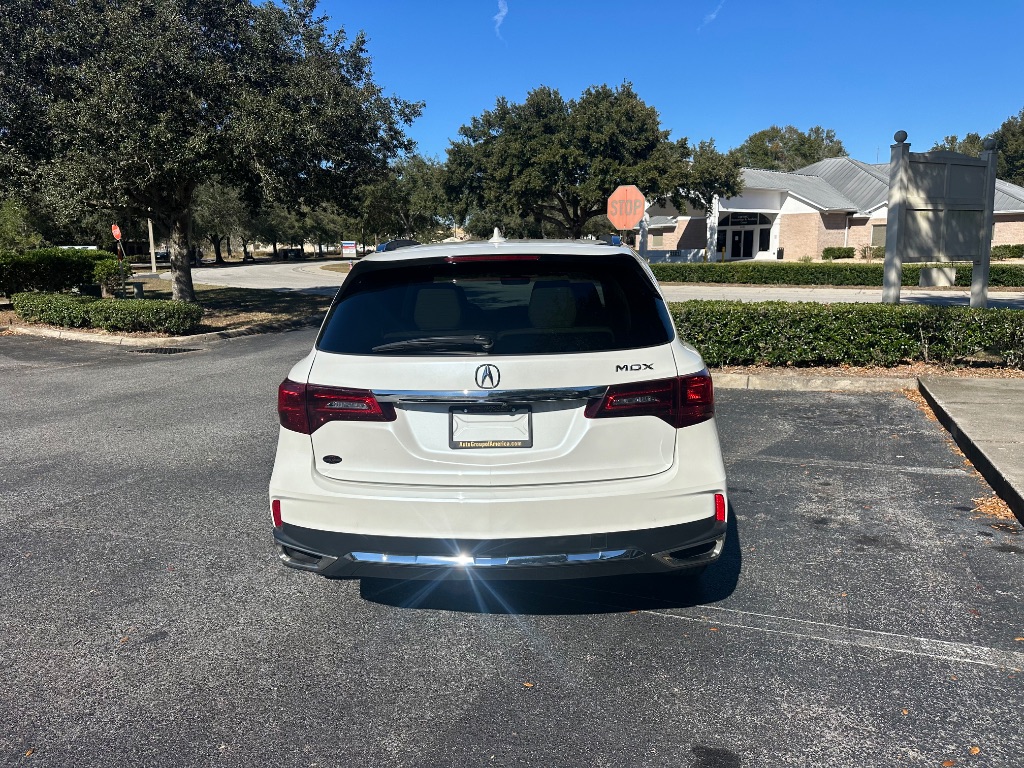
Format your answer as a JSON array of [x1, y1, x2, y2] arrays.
[[269, 239, 727, 580]]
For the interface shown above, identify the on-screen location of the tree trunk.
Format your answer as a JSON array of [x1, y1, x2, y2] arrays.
[[272, 241, 278, 258], [226, 236, 233, 258], [169, 211, 197, 302], [211, 235, 224, 264]]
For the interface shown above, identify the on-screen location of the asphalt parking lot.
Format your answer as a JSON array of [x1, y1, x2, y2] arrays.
[[1, 330, 1022, 767]]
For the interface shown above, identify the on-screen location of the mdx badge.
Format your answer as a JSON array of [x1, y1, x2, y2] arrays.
[[475, 364, 500, 389]]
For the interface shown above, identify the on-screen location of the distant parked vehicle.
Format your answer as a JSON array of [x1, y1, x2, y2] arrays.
[[280, 247, 305, 260], [375, 239, 420, 253]]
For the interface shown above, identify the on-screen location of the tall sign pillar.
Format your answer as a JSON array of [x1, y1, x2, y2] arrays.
[[882, 131, 910, 304], [882, 130, 997, 307], [973, 138, 999, 309]]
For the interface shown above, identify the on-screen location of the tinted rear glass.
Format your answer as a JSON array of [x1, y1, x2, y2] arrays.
[[317, 254, 675, 356]]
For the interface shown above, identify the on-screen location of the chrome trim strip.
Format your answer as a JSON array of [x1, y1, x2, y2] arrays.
[[347, 548, 641, 567], [372, 386, 607, 404]]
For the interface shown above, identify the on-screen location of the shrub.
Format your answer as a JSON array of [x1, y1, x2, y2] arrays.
[[670, 300, 1024, 368], [0, 248, 117, 295], [87, 298, 204, 334], [991, 244, 1024, 261], [11, 292, 204, 334], [858, 245, 884, 262], [821, 247, 855, 261], [93, 258, 126, 291], [12, 292, 98, 327], [649, 261, 1024, 288]]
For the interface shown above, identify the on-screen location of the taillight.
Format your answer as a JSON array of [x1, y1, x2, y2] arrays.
[[714, 493, 726, 522], [585, 372, 714, 429], [271, 499, 282, 528], [277, 380, 396, 434], [278, 380, 309, 433]]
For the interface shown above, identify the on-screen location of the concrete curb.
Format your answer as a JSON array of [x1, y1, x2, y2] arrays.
[[917, 379, 1024, 523], [8, 315, 323, 348], [714, 373, 918, 392]]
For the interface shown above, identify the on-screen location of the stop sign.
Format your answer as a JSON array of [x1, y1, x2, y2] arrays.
[[607, 185, 646, 230], [111, 224, 122, 241]]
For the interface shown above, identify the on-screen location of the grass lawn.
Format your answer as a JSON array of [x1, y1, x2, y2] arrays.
[[0, 274, 334, 337], [129, 276, 333, 333]]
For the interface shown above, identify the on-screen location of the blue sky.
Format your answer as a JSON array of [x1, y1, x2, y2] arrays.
[[324, 0, 1024, 165]]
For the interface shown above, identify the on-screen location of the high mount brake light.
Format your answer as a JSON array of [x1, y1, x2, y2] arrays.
[[584, 372, 714, 429], [278, 380, 396, 434], [444, 254, 540, 263]]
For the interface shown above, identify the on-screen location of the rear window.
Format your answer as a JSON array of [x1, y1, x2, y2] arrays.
[[316, 254, 675, 356]]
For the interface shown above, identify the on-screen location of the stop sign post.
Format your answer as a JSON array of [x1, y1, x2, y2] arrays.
[[607, 185, 646, 230]]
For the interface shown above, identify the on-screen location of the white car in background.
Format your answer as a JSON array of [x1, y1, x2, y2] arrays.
[[269, 237, 728, 580]]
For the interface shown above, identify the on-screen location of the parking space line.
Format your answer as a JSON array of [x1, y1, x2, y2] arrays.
[[743, 455, 969, 477], [645, 606, 1024, 669]]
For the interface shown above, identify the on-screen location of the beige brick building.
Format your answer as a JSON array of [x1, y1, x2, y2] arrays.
[[644, 157, 1024, 262]]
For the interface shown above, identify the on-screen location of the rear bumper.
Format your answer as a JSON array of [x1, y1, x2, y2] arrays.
[[273, 516, 727, 580]]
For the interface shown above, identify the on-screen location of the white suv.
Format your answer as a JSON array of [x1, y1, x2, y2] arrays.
[[269, 239, 727, 580]]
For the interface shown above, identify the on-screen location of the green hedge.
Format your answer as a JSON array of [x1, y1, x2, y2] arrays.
[[651, 261, 1024, 287], [0, 248, 118, 295], [671, 301, 1024, 368], [87, 299, 203, 334], [821, 247, 855, 260], [992, 244, 1024, 260], [11, 292, 98, 327], [12, 293, 204, 335]]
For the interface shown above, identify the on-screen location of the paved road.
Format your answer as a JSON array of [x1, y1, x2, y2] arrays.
[[2, 331, 1022, 766], [174, 260, 1024, 308]]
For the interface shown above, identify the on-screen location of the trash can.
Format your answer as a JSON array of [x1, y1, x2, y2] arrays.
[[777, 247, 784, 260]]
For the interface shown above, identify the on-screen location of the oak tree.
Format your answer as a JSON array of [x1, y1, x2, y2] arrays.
[[0, 0, 419, 300]]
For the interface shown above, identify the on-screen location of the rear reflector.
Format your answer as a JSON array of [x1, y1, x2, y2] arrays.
[[585, 371, 714, 429], [271, 499, 282, 528], [714, 493, 726, 522], [278, 380, 397, 434]]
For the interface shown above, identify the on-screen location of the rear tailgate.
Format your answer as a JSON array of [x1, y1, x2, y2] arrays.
[[307, 347, 683, 487]]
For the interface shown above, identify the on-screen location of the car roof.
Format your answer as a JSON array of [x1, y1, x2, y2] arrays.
[[359, 239, 635, 263]]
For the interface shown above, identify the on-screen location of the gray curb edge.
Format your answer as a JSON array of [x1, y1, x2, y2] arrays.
[[8, 315, 323, 347], [917, 379, 1024, 524]]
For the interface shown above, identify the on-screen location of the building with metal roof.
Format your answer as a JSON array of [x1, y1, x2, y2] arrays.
[[644, 157, 1024, 262]]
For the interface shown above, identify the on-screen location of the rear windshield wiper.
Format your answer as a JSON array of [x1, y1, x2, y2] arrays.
[[371, 335, 494, 353]]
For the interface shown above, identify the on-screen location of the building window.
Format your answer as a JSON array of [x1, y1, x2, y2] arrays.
[[871, 224, 886, 247], [650, 232, 664, 248], [759, 228, 770, 252]]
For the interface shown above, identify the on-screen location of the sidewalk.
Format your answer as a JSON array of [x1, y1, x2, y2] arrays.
[[918, 378, 1024, 522]]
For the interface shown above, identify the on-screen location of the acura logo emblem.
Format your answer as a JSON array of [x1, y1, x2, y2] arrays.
[[475, 364, 500, 389]]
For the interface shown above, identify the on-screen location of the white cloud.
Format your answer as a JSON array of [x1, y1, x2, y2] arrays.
[[697, 0, 725, 31], [494, 0, 508, 38]]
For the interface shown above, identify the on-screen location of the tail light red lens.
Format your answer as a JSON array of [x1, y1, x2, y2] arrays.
[[271, 499, 282, 528], [585, 372, 714, 429], [278, 380, 396, 434], [714, 493, 726, 522]]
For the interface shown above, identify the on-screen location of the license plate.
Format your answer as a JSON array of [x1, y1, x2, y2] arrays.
[[449, 405, 533, 449]]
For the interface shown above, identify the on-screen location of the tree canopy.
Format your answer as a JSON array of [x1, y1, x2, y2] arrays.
[[930, 133, 986, 157], [445, 84, 687, 239], [993, 109, 1024, 187], [928, 109, 1024, 187], [729, 125, 847, 172], [672, 139, 744, 217], [359, 155, 449, 243], [0, 0, 419, 300]]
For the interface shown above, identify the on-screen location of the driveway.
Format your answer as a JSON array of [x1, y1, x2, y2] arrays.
[[173, 260, 1024, 308], [2, 331, 1021, 766]]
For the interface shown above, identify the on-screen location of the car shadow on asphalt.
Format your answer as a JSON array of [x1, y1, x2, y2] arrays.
[[359, 510, 742, 615]]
